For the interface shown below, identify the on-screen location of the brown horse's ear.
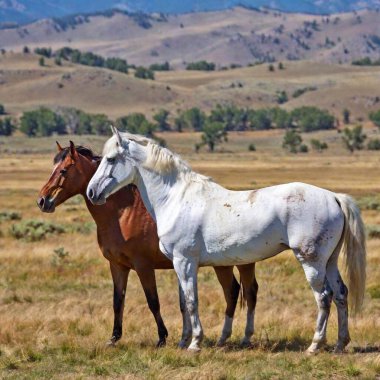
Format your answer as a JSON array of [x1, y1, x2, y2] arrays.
[[56, 141, 63, 152], [69, 141, 79, 161]]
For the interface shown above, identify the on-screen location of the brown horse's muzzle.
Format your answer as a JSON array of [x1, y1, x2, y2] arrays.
[[37, 195, 56, 213]]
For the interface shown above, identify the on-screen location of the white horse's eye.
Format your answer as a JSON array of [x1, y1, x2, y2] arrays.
[[107, 157, 116, 164]]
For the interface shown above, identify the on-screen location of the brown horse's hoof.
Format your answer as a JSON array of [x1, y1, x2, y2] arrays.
[[105, 336, 119, 347], [156, 339, 166, 348]]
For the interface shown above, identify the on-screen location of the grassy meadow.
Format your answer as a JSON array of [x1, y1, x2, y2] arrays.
[[0, 130, 379, 379]]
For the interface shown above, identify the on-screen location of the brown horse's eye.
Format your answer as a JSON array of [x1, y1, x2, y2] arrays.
[[60, 169, 67, 175]]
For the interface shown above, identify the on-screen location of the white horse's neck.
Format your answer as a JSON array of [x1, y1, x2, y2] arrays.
[[134, 166, 179, 222]]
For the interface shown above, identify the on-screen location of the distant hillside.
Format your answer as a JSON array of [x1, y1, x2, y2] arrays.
[[1, 0, 380, 24], [1, 52, 380, 124], [0, 7, 379, 67]]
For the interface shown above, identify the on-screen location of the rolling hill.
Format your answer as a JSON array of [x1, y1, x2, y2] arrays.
[[1, 51, 379, 123], [0, 7, 379, 67]]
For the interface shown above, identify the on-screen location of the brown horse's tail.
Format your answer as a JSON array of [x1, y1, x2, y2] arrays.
[[239, 277, 246, 309], [335, 193, 367, 315]]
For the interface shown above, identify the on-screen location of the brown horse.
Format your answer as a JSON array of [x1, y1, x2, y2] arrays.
[[37, 142, 259, 347]]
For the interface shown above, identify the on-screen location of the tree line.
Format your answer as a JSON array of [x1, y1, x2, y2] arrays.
[[2, 103, 380, 154]]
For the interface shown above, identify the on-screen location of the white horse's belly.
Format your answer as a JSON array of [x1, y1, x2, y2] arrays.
[[198, 240, 285, 266]]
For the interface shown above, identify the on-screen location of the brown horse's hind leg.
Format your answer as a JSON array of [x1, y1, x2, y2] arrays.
[[107, 262, 130, 346], [214, 266, 240, 346], [135, 266, 168, 347], [237, 263, 258, 347]]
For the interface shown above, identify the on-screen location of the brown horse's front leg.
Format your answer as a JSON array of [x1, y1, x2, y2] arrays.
[[135, 266, 168, 347], [107, 261, 130, 346]]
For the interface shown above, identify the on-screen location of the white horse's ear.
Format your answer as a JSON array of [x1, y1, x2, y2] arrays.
[[111, 125, 123, 146]]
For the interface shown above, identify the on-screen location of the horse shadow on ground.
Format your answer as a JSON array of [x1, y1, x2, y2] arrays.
[[203, 337, 380, 354]]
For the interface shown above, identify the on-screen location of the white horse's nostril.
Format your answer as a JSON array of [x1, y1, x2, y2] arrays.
[[88, 189, 95, 199]]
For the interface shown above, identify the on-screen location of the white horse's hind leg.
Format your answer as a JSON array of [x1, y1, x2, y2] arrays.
[[298, 259, 331, 354], [173, 256, 203, 352], [178, 280, 192, 349], [326, 256, 350, 352]]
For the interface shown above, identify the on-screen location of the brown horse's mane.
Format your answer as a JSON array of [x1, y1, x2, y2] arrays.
[[53, 146, 102, 164]]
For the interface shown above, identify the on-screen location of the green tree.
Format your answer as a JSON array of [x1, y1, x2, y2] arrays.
[[209, 105, 248, 131], [153, 109, 170, 131], [54, 56, 62, 66], [268, 64, 275, 72], [186, 61, 215, 71], [20, 107, 66, 137], [343, 108, 350, 124], [199, 121, 227, 152], [278, 62, 284, 70], [268, 108, 293, 129], [0, 118, 16, 136], [342, 125, 367, 153], [134, 66, 155, 80], [23, 46, 30, 54], [149, 62, 170, 71], [282, 130, 303, 153], [291, 107, 335, 132], [249, 109, 272, 130], [116, 113, 156, 137], [181, 108, 206, 131], [369, 110, 380, 128], [39, 57, 45, 67], [0, 104, 5, 115]]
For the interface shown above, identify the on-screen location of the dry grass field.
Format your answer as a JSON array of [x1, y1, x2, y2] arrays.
[[0, 131, 379, 379]]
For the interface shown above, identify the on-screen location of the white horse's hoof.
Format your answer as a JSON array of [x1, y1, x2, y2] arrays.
[[187, 345, 201, 353], [105, 339, 116, 348]]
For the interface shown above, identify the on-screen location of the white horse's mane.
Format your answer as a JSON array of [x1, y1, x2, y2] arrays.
[[103, 132, 211, 184]]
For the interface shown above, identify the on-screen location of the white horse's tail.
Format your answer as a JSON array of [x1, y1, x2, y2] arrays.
[[335, 193, 367, 314]]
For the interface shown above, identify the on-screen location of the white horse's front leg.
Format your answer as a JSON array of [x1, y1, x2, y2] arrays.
[[173, 256, 203, 352], [178, 279, 192, 349]]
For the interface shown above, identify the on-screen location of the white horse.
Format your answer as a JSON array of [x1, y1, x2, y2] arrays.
[[87, 127, 366, 354]]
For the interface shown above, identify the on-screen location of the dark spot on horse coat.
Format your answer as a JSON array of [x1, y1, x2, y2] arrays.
[[285, 187, 305, 203], [224, 203, 231, 208]]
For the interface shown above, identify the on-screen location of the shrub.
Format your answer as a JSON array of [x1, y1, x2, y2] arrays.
[[276, 90, 288, 104], [343, 108, 350, 124], [357, 196, 380, 210], [310, 139, 328, 152], [51, 247, 69, 266], [299, 144, 309, 153], [38, 57, 45, 66], [0, 211, 22, 222], [10, 220, 65, 242], [367, 138, 380, 150], [367, 224, 380, 239], [268, 64, 275, 72], [248, 143, 256, 151], [292, 86, 317, 98], [0, 118, 16, 136], [34, 47, 52, 58], [0, 104, 4, 115], [369, 109, 380, 127]]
